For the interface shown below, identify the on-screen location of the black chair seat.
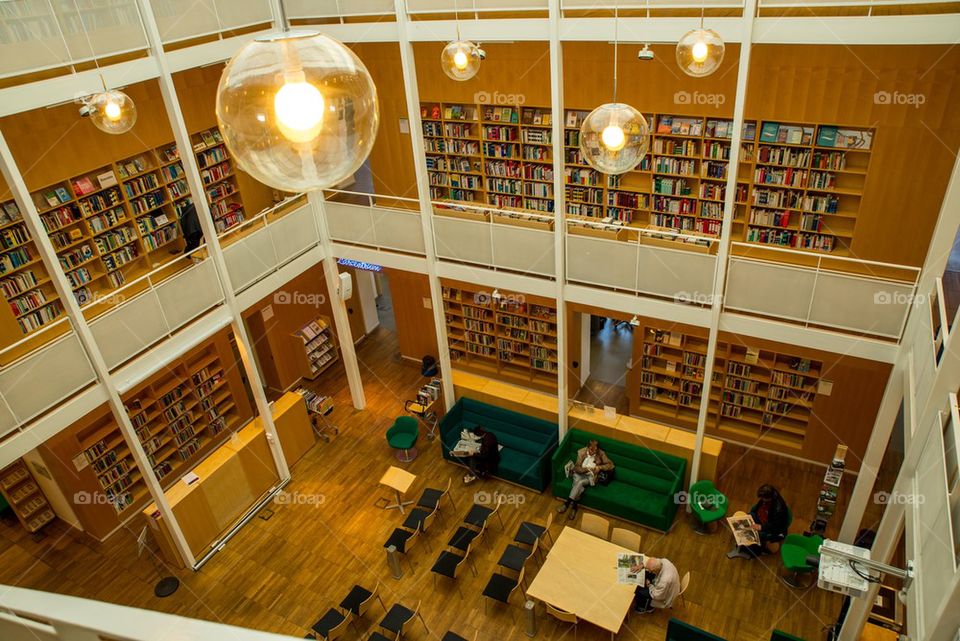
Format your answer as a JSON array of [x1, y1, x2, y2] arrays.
[[448, 526, 481, 551], [380, 603, 415, 634], [464, 504, 493, 528], [417, 488, 444, 511], [311, 608, 345, 639], [482, 573, 518, 603], [431, 550, 464, 578], [497, 544, 532, 571], [339, 584, 373, 616], [369, 633, 393, 641], [442, 632, 469, 641], [384, 528, 414, 553], [403, 507, 431, 531], [514, 522, 545, 546]]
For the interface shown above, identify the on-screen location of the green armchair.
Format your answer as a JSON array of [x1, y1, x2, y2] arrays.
[[689, 479, 728, 535], [387, 416, 419, 462], [780, 533, 823, 587]]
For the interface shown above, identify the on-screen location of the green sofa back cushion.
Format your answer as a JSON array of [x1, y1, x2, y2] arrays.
[[770, 631, 805, 641], [667, 618, 727, 641]]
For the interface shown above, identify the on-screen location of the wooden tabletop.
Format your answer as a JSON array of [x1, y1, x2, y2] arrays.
[[379, 466, 416, 494], [526, 526, 637, 634]]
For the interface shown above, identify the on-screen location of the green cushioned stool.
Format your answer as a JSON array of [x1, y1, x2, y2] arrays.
[[387, 416, 419, 462], [689, 479, 729, 535], [780, 533, 823, 588]]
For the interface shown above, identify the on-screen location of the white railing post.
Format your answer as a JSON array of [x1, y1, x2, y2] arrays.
[[690, 0, 758, 489], [135, 0, 290, 484], [395, 0, 456, 410], [0, 128, 196, 567], [549, 0, 569, 438]]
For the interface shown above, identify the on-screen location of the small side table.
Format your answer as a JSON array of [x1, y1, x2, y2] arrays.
[[379, 466, 416, 514]]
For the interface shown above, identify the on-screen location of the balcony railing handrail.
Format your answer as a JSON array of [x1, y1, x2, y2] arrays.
[[433, 199, 557, 223], [0, 315, 73, 366], [728, 241, 921, 283], [218, 192, 309, 239], [566, 217, 721, 246], [324, 189, 422, 209]]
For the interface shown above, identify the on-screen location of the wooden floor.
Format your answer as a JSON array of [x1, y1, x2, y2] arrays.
[[0, 325, 849, 641]]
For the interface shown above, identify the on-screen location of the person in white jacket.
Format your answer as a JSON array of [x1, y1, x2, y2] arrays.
[[634, 556, 681, 612]]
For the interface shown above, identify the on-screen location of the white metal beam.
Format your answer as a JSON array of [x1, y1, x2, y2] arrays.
[[753, 14, 960, 45]]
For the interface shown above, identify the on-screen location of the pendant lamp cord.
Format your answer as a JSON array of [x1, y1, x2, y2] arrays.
[[69, 0, 107, 91], [612, 0, 619, 104], [454, 0, 461, 41], [700, 4, 705, 29]]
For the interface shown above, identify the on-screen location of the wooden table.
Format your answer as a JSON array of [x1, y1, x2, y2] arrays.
[[526, 526, 637, 639], [379, 466, 416, 514]]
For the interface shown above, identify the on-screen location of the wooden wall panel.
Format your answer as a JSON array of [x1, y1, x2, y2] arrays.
[[414, 41, 553, 107], [241, 263, 340, 392], [350, 43, 418, 203], [745, 44, 960, 266], [383, 267, 438, 360], [562, 42, 740, 116]]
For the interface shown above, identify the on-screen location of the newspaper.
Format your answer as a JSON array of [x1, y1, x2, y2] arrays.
[[727, 513, 761, 547], [452, 439, 481, 456], [616, 553, 646, 586]]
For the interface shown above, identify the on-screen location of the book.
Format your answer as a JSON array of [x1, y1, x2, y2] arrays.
[[97, 171, 118, 188], [743, 121, 757, 140], [43, 191, 59, 207], [759, 122, 780, 143], [566, 111, 578, 127], [201, 131, 216, 147], [616, 553, 646, 585], [817, 126, 838, 148], [71, 178, 94, 196], [727, 513, 760, 546]]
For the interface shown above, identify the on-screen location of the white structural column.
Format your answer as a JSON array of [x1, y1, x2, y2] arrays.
[[549, 0, 569, 437], [393, 0, 456, 410], [838, 361, 903, 541], [134, 0, 290, 482], [0, 132, 196, 567], [690, 0, 758, 487], [311, 193, 367, 409]]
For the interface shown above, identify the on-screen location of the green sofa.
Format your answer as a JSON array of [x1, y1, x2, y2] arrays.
[[667, 618, 727, 641], [770, 631, 806, 641], [440, 397, 559, 491], [551, 428, 686, 531]]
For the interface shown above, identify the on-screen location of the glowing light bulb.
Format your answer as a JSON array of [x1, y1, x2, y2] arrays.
[[453, 49, 469, 70], [104, 100, 122, 121], [692, 40, 709, 63], [274, 73, 325, 143], [601, 124, 626, 152]]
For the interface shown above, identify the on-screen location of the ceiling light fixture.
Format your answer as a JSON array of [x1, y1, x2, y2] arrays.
[[441, 0, 482, 81], [676, 6, 725, 77], [579, 1, 650, 175], [215, 0, 379, 192], [68, 0, 136, 134]]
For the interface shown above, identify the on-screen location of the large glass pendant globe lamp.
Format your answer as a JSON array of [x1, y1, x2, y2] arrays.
[[88, 90, 137, 135], [441, 40, 481, 81], [676, 27, 725, 77], [579, 103, 649, 175], [216, 31, 380, 193]]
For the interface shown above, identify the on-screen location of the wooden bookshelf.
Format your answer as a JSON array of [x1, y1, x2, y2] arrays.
[[77, 411, 146, 514], [0, 459, 55, 533], [292, 316, 339, 379], [441, 279, 558, 391], [630, 322, 824, 452], [0, 197, 62, 335], [190, 126, 246, 234], [421, 101, 873, 256]]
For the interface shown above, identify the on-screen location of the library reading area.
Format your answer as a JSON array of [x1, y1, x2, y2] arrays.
[[1, 3, 959, 641]]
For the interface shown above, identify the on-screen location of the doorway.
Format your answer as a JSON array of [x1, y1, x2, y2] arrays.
[[573, 314, 634, 414]]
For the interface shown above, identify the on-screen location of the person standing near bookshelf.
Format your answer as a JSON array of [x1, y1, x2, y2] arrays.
[[178, 202, 203, 253]]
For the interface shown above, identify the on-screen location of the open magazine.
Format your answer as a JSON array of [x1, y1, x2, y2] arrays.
[[727, 513, 760, 547], [616, 553, 646, 586]]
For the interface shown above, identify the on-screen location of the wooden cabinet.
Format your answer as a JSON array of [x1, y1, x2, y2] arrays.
[[0, 459, 54, 533]]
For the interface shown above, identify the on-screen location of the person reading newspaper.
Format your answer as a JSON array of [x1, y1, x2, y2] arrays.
[[557, 439, 614, 520], [633, 557, 680, 613]]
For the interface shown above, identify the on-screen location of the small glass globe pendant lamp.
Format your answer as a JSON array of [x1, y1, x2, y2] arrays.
[[441, 0, 482, 81], [579, 4, 650, 175], [676, 8, 725, 77], [215, 2, 380, 192], [87, 89, 137, 135]]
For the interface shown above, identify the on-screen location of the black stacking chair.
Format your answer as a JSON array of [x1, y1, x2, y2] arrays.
[[482, 567, 526, 614], [514, 511, 554, 550], [464, 497, 504, 530], [496, 536, 539, 575], [341, 580, 387, 624], [416, 477, 456, 519], [377, 600, 428, 640], [401, 504, 439, 539], [311, 608, 352, 641], [384, 525, 422, 571], [448, 519, 487, 554], [441, 631, 478, 641], [431, 533, 480, 596]]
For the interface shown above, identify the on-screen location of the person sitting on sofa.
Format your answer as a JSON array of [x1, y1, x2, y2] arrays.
[[634, 556, 681, 613], [729, 483, 791, 559], [459, 426, 500, 485], [557, 438, 614, 520]]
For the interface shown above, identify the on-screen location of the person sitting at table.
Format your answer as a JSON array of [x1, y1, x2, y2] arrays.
[[634, 556, 681, 613], [459, 426, 499, 485], [730, 483, 791, 559], [557, 438, 614, 520]]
